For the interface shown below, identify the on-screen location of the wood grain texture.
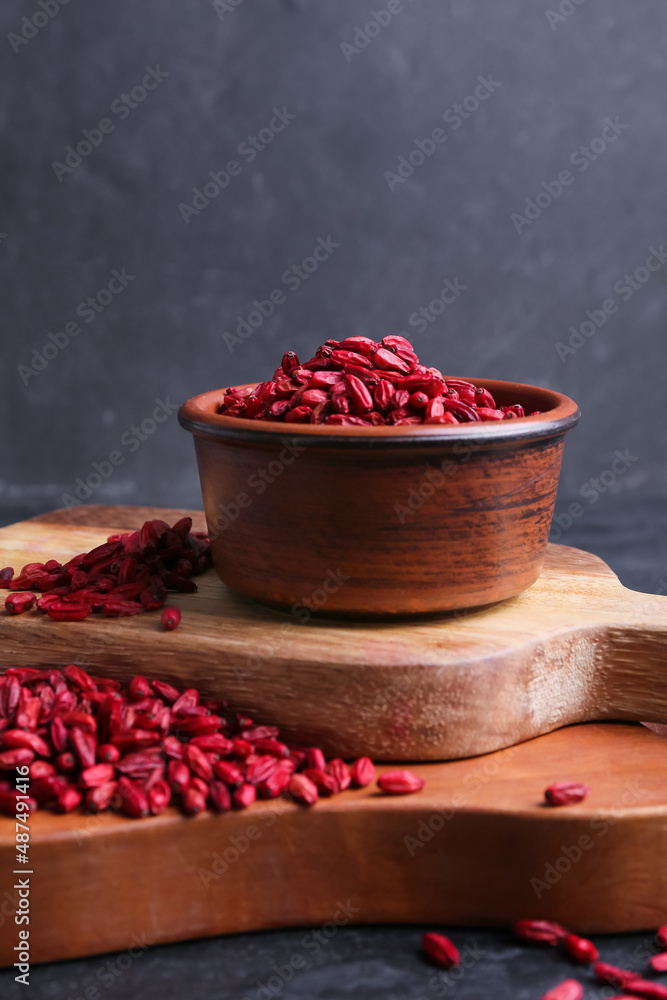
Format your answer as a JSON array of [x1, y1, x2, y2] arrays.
[[180, 380, 580, 615], [0, 506, 666, 760], [1, 507, 666, 964], [1, 722, 667, 966]]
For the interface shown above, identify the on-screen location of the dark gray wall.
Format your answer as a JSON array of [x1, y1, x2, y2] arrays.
[[1, 0, 665, 520]]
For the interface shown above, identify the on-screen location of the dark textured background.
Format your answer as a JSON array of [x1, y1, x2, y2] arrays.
[[1, 1, 666, 995], [2, 914, 667, 1000], [1, 0, 666, 524]]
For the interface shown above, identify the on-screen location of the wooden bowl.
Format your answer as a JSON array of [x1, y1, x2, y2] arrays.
[[178, 380, 580, 616]]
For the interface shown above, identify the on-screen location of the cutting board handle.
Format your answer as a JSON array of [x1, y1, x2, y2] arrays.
[[601, 589, 667, 724], [2, 509, 666, 761]]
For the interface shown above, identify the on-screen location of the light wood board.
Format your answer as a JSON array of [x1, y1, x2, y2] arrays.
[[1, 722, 667, 965], [0, 506, 665, 759], [1, 508, 667, 963]]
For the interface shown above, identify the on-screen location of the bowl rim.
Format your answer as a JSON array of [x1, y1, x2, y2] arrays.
[[178, 378, 581, 448]]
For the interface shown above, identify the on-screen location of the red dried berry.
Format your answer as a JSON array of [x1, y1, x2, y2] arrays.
[[302, 768, 338, 796], [2, 729, 50, 756], [47, 601, 92, 621], [117, 777, 149, 818], [188, 776, 209, 798], [377, 769, 425, 795], [540, 979, 583, 1000], [328, 759, 351, 791], [0, 791, 38, 816], [97, 743, 121, 764], [129, 675, 152, 700], [213, 760, 244, 787], [54, 751, 77, 773], [181, 786, 206, 816], [0, 748, 35, 769], [184, 744, 214, 781], [85, 781, 118, 812], [233, 783, 256, 809], [50, 717, 69, 753], [5, 592, 37, 614], [304, 747, 326, 771], [5, 519, 209, 629], [544, 782, 590, 806], [350, 757, 375, 787], [246, 755, 279, 786], [563, 933, 599, 964], [161, 606, 181, 630], [70, 728, 97, 769], [422, 932, 460, 968], [594, 962, 638, 987], [153, 679, 181, 703], [168, 760, 191, 794], [514, 920, 569, 946], [56, 786, 83, 813], [209, 780, 231, 812], [623, 980, 667, 999], [258, 767, 292, 798], [288, 773, 318, 806], [30, 760, 56, 779], [148, 779, 171, 816], [0, 662, 379, 823], [31, 774, 68, 802], [190, 733, 233, 754], [219, 338, 537, 424], [63, 664, 97, 692], [253, 737, 288, 758], [79, 763, 115, 789]]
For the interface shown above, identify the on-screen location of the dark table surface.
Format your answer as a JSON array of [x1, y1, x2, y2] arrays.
[[1, 496, 665, 1000]]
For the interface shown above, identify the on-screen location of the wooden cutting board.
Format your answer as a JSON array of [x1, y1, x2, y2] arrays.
[[0, 506, 665, 760], [2, 507, 667, 963], [1, 722, 667, 965]]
